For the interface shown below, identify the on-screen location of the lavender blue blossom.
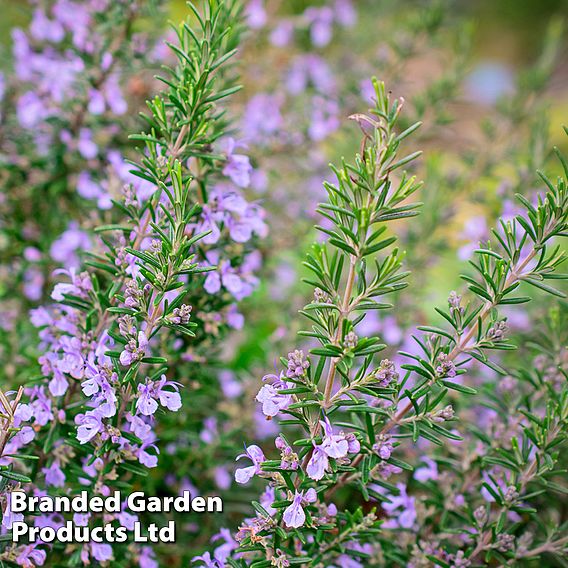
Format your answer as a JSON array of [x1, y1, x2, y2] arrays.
[[119, 331, 149, 367], [306, 444, 330, 481], [282, 488, 317, 528], [256, 373, 293, 417], [382, 483, 417, 529], [219, 138, 253, 188], [320, 417, 349, 458], [235, 445, 266, 484], [136, 376, 182, 416]]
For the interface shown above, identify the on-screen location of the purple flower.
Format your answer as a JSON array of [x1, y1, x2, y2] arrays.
[[242, 94, 283, 143], [192, 552, 220, 568], [23, 267, 45, 301], [344, 432, 360, 454], [139, 546, 158, 568], [375, 359, 399, 387], [283, 488, 317, 528], [465, 62, 515, 105], [320, 417, 348, 459], [47, 369, 68, 397], [436, 353, 457, 378], [30, 8, 64, 42], [136, 382, 159, 416], [275, 436, 299, 471], [286, 349, 309, 379], [373, 435, 394, 460], [458, 216, 488, 260], [57, 336, 85, 379], [256, 373, 292, 417], [306, 444, 329, 481], [2, 492, 24, 529], [27, 387, 53, 427], [42, 461, 66, 487], [87, 88, 105, 114], [102, 74, 127, 114], [166, 304, 192, 325], [81, 364, 117, 417], [76, 171, 112, 210], [128, 414, 152, 442], [382, 483, 417, 529], [137, 442, 159, 468], [218, 370, 242, 399], [225, 305, 245, 330], [211, 528, 238, 564], [119, 331, 148, 367], [235, 444, 265, 484], [375, 462, 402, 480], [219, 138, 252, 188], [77, 128, 97, 159], [227, 219, 253, 243], [73, 513, 90, 526], [117, 508, 138, 531], [286, 55, 336, 95], [334, 0, 357, 26], [230, 201, 268, 243], [414, 457, 439, 482], [124, 280, 143, 308], [306, 418, 357, 480], [283, 492, 305, 529], [204, 271, 222, 294], [156, 380, 182, 412], [91, 542, 113, 562], [16, 91, 49, 128], [200, 417, 218, 444], [259, 486, 277, 516], [214, 467, 232, 490], [136, 376, 182, 416], [308, 96, 339, 141], [270, 21, 294, 47], [244, 0, 266, 29], [51, 268, 92, 301], [30, 307, 52, 328], [75, 409, 104, 444], [204, 257, 261, 300], [50, 223, 91, 267], [305, 6, 334, 47], [15, 544, 46, 567]]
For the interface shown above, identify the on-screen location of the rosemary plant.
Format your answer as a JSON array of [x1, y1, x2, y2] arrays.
[[0, 1, 264, 565], [208, 81, 568, 567]]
